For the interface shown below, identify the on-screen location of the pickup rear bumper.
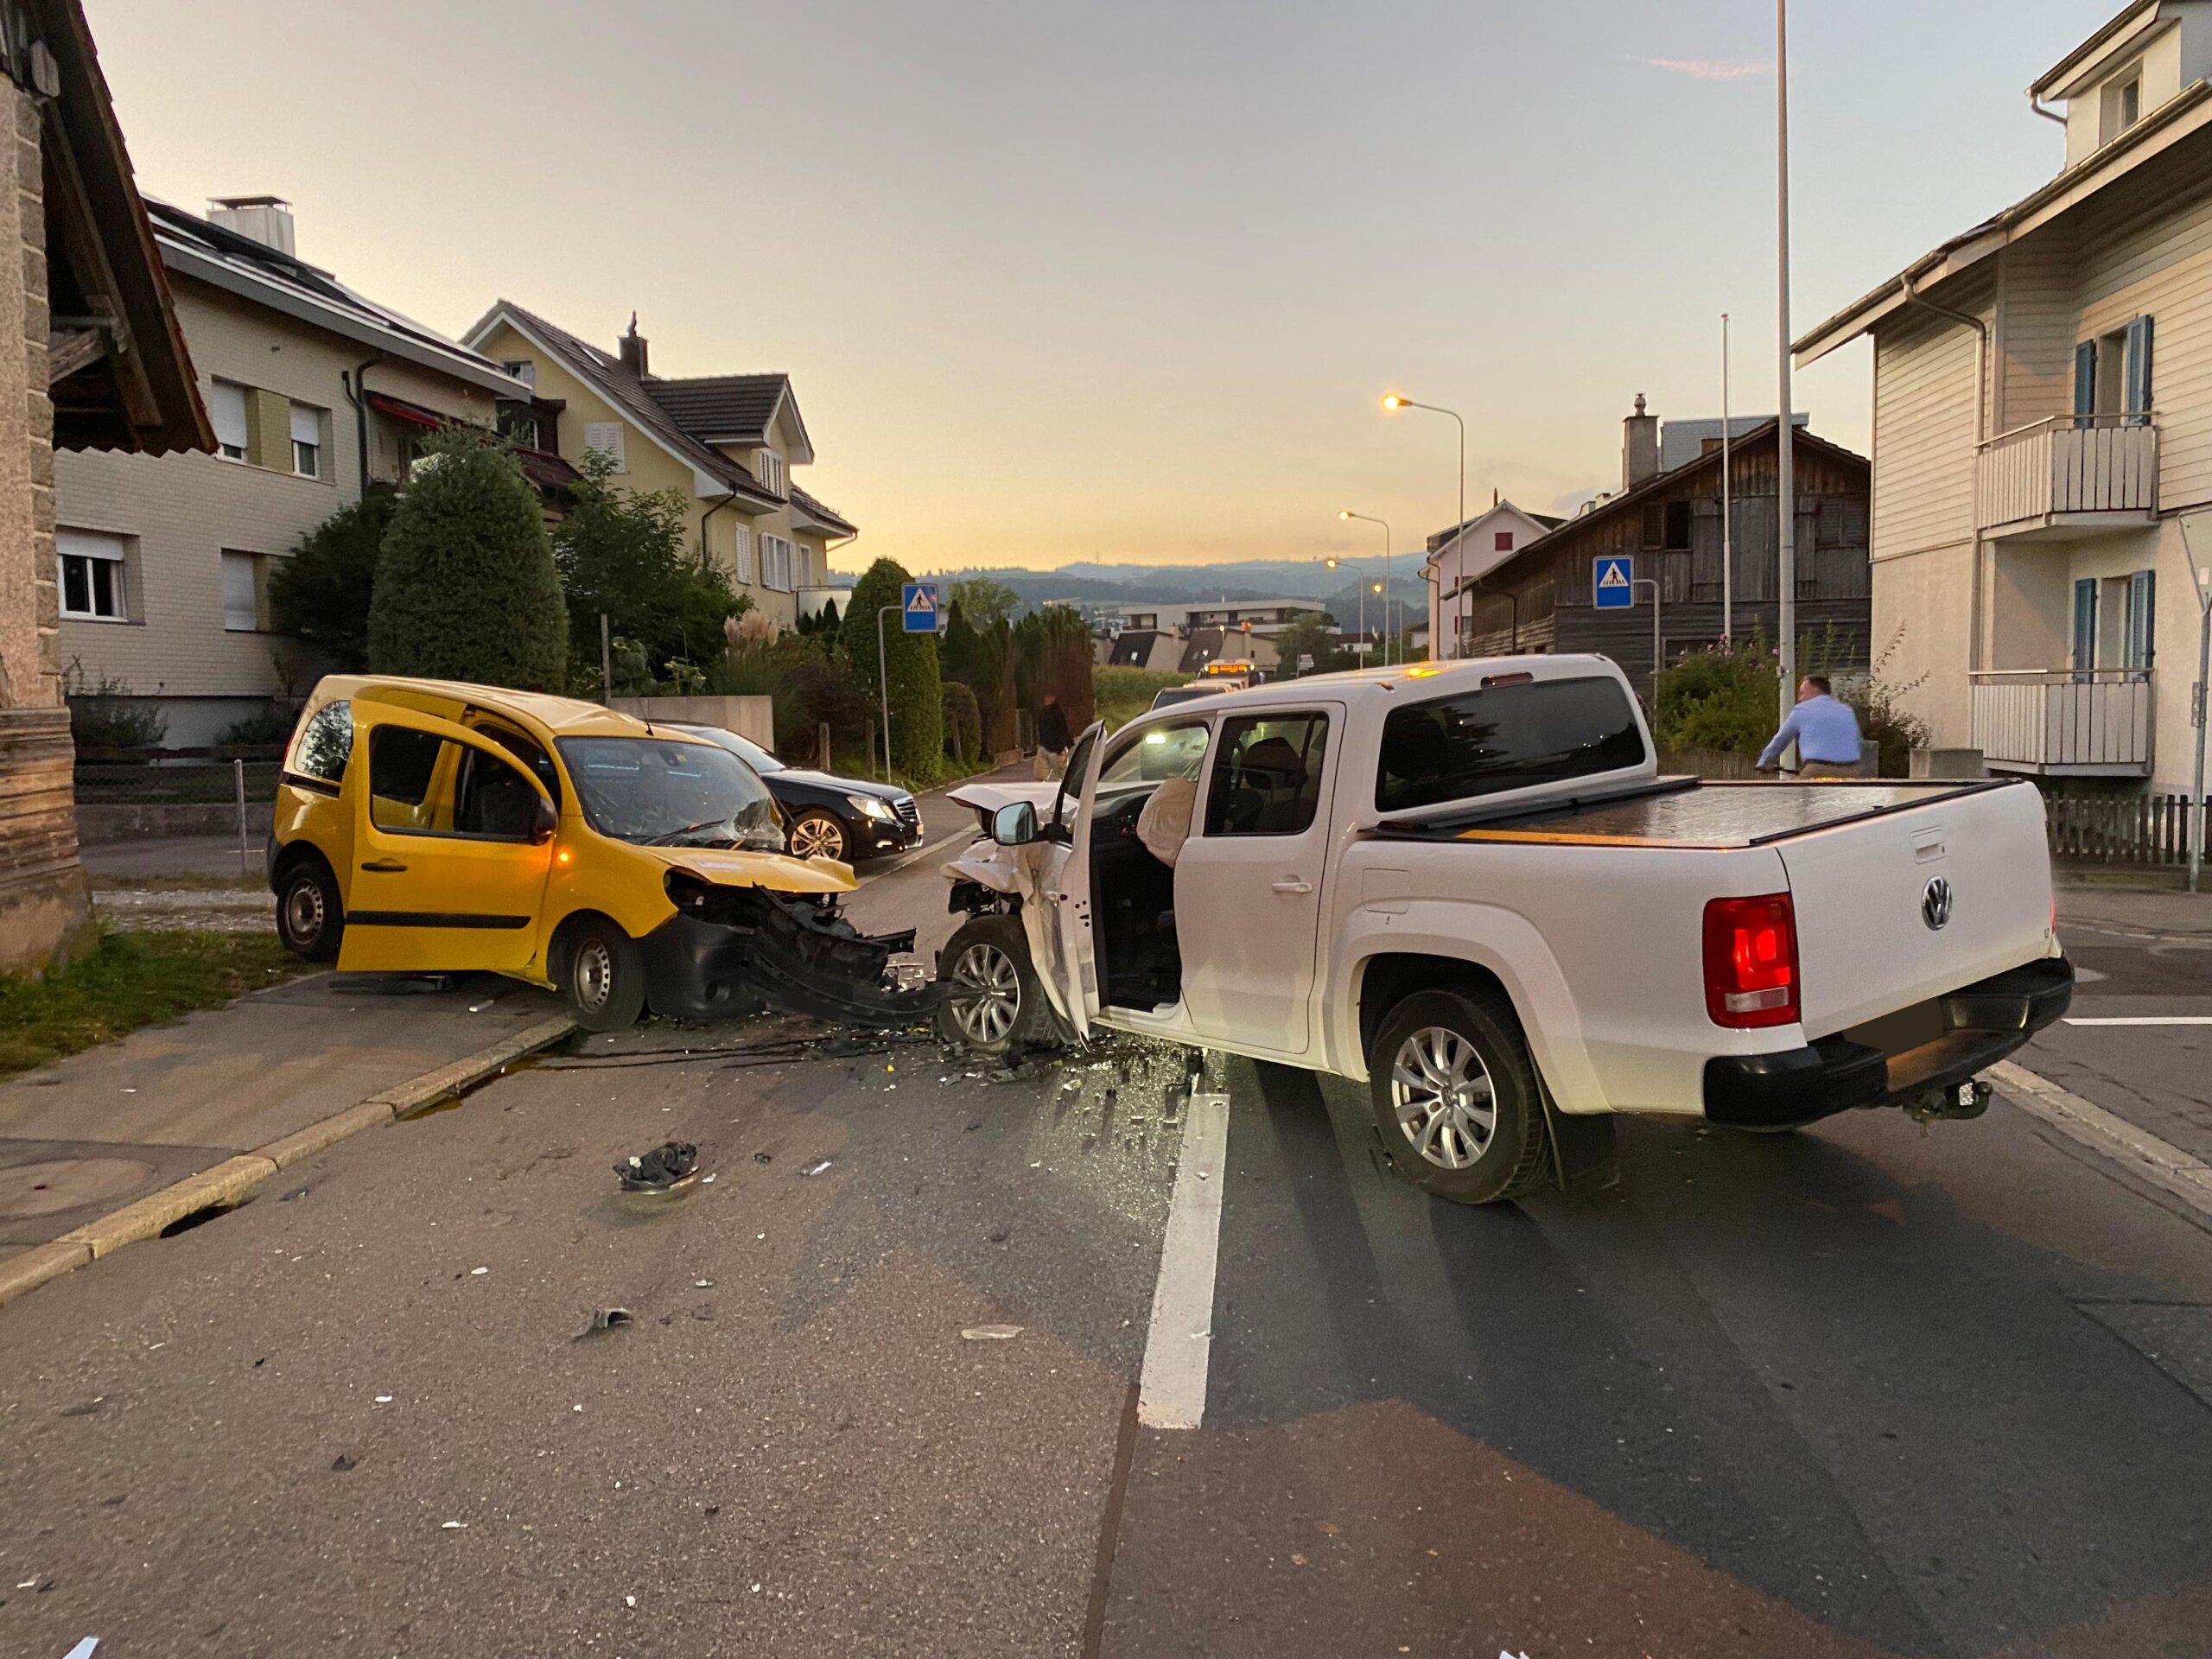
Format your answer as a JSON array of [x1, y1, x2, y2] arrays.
[[1702, 957, 2074, 1128]]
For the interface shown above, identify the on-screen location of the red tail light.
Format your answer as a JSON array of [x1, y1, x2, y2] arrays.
[[1703, 893, 1800, 1028]]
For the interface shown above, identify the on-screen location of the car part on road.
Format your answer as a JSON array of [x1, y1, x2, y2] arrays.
[[802, 1157, 834, 1177], [615, 1141, 697, 1191], [653, 872, 938, 1029], [1368, 987, 1553, 1205], [936, 913, 1055, 1058], [273, 854, 344, 960], [961, 1324, 1023, 1340], [576, 1307, 635, 1338]]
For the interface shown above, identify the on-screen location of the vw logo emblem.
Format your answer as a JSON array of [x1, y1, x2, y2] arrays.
[[1922, 875, 1954, 931]]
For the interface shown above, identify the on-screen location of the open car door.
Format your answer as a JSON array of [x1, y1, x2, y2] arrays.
[[1023, 721, 1105, 1039], [336, 704, 556, 976]]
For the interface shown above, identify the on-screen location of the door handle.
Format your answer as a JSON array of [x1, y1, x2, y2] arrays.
[[360, 859, 408, 873], [1272, 877, 1313, 894]]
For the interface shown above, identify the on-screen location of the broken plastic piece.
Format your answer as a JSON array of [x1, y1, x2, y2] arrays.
[[962, 1324, 1023, 1341], [577, 1308, 634, 1338], [802, 1158, 834, 1177], [616, 1141, 698, 1191], [330, 1453, 356, 1471]]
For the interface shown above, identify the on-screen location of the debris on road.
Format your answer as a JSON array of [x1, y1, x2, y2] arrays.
[[441, 1520, 467, 1530], [962, 1324, 1023, 1341], [753, 1151, 772, 1163], [469, 1266, 488, 1276], [576, 1308, 635, 1339], [330, 1454, 356, 1471], [62, 1640, 99, 1659], [615, 1141, 698, 1192], [802, 1158, 834, 1177]]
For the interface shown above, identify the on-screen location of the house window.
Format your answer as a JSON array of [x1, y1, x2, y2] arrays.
[[1494, 531, 1514, 552], [2101, 68, 2143, 144], [502, 359, 536, 391], [209, 380, 249, 461], [1815, 496, 1868, 549], [2126, 569, 2156, 671], [756, 449, 785, 495], [761, 534, 794, 592], [221, 550, 265, 632], [2075, 316, 2154, 424], [582, 422, 626, 471], [1643, 499, 1692, 551], [290, 402, 323, 477], [58, 528, 128, 620]]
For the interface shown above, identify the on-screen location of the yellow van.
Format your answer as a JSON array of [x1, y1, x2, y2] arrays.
[[268, 676, 932, 1032]]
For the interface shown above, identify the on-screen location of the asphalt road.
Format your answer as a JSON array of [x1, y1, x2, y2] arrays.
[[4, 852, 2212, 1657]]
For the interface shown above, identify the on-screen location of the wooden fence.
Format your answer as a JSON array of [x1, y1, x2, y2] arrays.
[[2044, 793, 2196, 866]]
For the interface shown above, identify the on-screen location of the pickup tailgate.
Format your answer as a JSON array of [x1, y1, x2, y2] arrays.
[[1779, 781, 2055, 1039]]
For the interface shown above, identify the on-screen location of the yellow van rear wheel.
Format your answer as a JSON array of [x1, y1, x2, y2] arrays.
[[561, 916, 645, 1032]]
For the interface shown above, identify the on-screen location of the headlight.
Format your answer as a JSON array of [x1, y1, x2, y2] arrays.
[[851, 794, 895, 820]]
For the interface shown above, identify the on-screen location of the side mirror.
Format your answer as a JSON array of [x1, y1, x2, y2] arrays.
[[992, 800, 1039, 846], [532, 796, 559, 844]]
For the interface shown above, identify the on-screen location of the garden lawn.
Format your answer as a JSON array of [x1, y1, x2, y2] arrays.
[[0, 929, 302, 1078]]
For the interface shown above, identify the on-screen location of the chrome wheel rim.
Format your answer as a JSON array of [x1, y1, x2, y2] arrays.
[[574, 938, 615, 1013], [283, 880, 324, 943], [948, 941, 1020, 1046], [791, 816, 844, 860], [1389, 1026, 1496, 1170]]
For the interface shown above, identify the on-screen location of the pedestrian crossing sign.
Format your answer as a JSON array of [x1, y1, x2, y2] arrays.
[[1593, 556, 1634, 610], [902, 581, 942, 632]]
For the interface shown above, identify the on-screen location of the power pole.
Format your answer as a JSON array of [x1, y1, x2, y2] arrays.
[[1776, 0, 1798, 723], [1721, 313, 1735, 645]]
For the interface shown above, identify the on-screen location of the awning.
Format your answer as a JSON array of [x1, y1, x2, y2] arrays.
[[365, 390, 449, 429]]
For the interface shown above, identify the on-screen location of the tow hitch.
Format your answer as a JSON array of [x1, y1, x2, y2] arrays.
[[1903, 1077, 1992, 1125]]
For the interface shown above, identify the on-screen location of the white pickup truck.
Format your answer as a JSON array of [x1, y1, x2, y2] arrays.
[[936, 654, 2072, 1205]]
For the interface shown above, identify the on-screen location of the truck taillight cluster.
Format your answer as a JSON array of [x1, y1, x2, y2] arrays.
[[1702, 893, 1799, 1028]]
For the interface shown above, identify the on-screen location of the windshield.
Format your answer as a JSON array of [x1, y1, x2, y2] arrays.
[[1099, 721, 1210, 795], [718, 730, 785, 774], [556, 737, 786, 851]]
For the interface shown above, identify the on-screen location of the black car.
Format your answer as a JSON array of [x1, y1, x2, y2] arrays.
[[671, 725, 922, 863]]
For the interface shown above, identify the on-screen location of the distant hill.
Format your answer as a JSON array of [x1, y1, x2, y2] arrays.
[[928, 560, 1426, 620]]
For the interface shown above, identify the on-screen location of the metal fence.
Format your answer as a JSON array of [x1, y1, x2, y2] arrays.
[[2045, 793, 2196, 866], [74, 760, 282, 805]]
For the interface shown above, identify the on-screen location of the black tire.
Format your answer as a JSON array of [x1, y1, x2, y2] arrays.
[[1367, 987, 1552, 1205], [274, 853, 344, 963], [788, 809, 849, 862], [561, 916, 645, 1033], [936, 913, 1053, 1057]]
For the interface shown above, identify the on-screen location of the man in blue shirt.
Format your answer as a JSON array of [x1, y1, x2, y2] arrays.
[[1758, 674, 1864, 778]]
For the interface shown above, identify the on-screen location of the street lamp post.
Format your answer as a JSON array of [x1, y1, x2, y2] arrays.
[[1339, 511, 1392, 664], [1776, 0, 1798, 728], [875, 604, 899, 782], [1382, 395, 1465, 658]]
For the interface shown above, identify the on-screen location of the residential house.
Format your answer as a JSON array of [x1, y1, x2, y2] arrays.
[[0, 0, 209, 971], [1423, 499, 1562, 659], [463, 306, 857, 632], [1459, 397, 1872, 691], [1098, 597, 1332, 674], [54, 196, 530, 747], [1659, 413, 1808, 474], [1795, 0, 2212, 793]]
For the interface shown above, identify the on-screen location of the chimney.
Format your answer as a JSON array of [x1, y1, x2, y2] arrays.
[[207, 195, 296, 256], [618, 313, 650, 378], [1622, 393, 1660, 490]]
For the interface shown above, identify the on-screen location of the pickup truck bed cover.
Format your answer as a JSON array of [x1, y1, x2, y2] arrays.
[[1375, 776, 2017, 849]]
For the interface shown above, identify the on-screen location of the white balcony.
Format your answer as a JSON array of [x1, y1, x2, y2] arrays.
[[1970, 669, 2152, 776], [1974, 416, 2158, 540]]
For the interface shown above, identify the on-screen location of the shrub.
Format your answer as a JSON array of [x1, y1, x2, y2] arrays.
[[63, 661, 165, 754], [269, 492, 397, 671], [1850, 625, 1932, 777], [839, 557, 944, 781], [555, 450, 742, 690], [213, 704, 297, 749], [774, 654, 876, 761], [366, 429, 567, 690], [1092, 666, 1185, 731], [941, 680, 982, 766], [1652, 632, 1779, 759]]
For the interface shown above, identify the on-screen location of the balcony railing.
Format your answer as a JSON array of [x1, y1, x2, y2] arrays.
[[1974, 415, 2158, 533], [1970, 668, 2152, 774]]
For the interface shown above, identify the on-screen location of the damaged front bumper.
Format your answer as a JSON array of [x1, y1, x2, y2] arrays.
[[647, 874, 941, 1030]]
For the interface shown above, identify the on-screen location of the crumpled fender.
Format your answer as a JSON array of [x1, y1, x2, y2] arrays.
[[944, 844, 1023, 896]]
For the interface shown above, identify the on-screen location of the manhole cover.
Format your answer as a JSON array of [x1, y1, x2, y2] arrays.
[[0, 1157, 157, 1220]]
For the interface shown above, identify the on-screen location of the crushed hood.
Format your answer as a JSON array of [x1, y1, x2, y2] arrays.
[[638, 844, 857, 894]]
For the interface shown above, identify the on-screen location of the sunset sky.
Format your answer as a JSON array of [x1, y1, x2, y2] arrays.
[[86, 0, 2116, 577]]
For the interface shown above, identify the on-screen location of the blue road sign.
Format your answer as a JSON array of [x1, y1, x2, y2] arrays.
[[902, 581, 942, 632], [1593, 556, 1634, 610]]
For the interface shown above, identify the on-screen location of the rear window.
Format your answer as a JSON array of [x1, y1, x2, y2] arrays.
[[1375, 677, 1646, 812]]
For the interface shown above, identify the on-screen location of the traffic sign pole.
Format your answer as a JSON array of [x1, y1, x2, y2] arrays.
[[876, 605, 898, 782]]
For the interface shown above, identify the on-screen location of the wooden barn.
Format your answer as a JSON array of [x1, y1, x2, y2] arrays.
[[1454, 402, 1872, 693]]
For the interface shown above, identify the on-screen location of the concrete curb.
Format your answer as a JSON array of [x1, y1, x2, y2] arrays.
[[0, 1012, 578, 1310], [1990, 1058, 2212, 1222]]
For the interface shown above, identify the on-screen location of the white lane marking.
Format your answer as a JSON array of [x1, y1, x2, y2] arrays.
[[2063, 1015, 2212, 1026], [1989, 1058, 2212, 1220], [1138, 1090, 1231, 1431]]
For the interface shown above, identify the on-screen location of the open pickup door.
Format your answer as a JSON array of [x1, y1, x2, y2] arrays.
[[336, 705, 557, 976], [1022, 721, 1106, 1039]]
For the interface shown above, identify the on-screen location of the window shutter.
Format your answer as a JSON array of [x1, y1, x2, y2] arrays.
[[2128, 569, 2156, 669], [735, 524, 753, 584], [209, 381, 249, 454], [2125, 315, 2154, 420], [289, 404, 321, 447], [221, 551, 259, 632], [582, 422, 626, 470], [2074, 340, 2098, 423], [1641, 503, 1666, 550]]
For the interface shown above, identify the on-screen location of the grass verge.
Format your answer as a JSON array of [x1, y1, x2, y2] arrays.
[[1093, 665, 1187, 732], [0, 929, 302, 1079]]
